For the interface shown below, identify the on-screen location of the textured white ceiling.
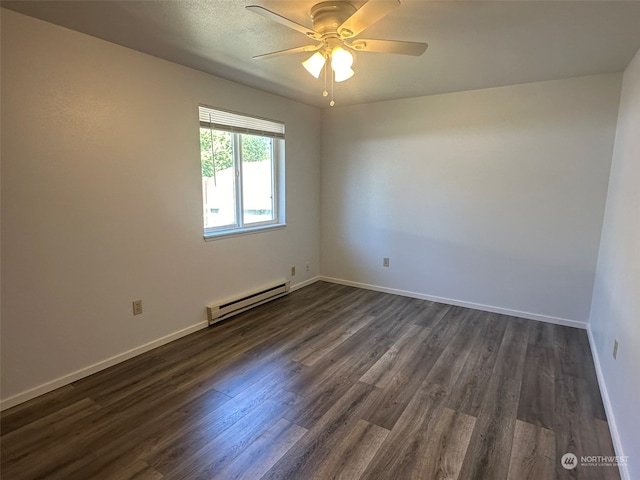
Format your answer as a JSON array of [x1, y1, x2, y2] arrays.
[[3, 1, 640, 108]]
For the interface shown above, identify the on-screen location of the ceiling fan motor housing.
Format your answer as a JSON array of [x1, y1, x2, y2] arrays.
[[311, 1, 357, 37]]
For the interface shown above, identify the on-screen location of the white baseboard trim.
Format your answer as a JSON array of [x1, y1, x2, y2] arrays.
[[318, 276, 587, 329], [290, 275, 321, 292], [0, 321, 209, 411], [0, 275, 584, 411], [1, 279, 322, 411], [586, 326, 629, 480]]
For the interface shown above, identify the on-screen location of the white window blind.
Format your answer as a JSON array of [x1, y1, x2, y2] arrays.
[[199, 105, 285, 139]]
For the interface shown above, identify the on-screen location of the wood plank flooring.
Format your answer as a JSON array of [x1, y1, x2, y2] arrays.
[[0, 281, 620, 479]]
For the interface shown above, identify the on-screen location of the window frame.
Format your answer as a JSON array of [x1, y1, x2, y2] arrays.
[[199, 106, 285, 240]]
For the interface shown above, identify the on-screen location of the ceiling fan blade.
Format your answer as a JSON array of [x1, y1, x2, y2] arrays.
[[337, 0, 400, 39], [253, 44, 322, 60], [348, 39, 428, 56], [246, 5, 321, 40]]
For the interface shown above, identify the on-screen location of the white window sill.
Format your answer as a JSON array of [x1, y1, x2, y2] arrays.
[[204, 223, 286, 241]]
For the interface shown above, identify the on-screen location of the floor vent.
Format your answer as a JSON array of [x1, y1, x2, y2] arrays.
[[207, 280, 290, 325]]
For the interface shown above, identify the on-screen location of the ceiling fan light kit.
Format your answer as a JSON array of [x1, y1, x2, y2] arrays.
[[330, 46, 354, 71], [302, 51, 327, 78], [247, 1, 428, 106], [334, 66, 355, 83]]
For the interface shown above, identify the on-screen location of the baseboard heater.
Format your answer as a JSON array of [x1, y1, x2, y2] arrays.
[[207, 280, 290, 326]]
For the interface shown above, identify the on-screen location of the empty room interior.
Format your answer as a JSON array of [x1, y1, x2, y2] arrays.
[[1, 1, 639, 479]]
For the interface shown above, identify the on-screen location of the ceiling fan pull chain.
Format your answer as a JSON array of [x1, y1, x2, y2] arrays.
[[330, 69, 335, 107], [323, 61, 328, 98]]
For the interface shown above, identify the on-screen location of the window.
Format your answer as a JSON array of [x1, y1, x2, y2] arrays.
[[199, 105, 285, 238]]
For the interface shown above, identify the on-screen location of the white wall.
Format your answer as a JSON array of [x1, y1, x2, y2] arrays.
[[0, 9, 321, 406], [321, 75, 621, 325], [589, 47, 640, 480]]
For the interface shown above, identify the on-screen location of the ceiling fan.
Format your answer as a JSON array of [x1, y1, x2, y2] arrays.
[[246, 0, 428, 106]]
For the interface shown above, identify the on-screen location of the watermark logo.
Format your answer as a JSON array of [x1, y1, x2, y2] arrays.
[[561, 453, 578, 470], [561, 452, 629, 469]]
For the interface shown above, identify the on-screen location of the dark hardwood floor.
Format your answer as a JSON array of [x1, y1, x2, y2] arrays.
[[0, 281, 620, 479]]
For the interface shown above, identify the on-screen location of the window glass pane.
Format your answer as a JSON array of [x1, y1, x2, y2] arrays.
[[200, 129, 236, 228], [241, 135, 275, 225]]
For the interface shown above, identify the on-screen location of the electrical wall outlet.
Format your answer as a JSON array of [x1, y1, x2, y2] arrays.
[[291, 266, 296, 276], [306, 262, 310, 272], [132, 299, 143, 316], [383, 257, 390, 268], [613, 339, 619, 359]]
